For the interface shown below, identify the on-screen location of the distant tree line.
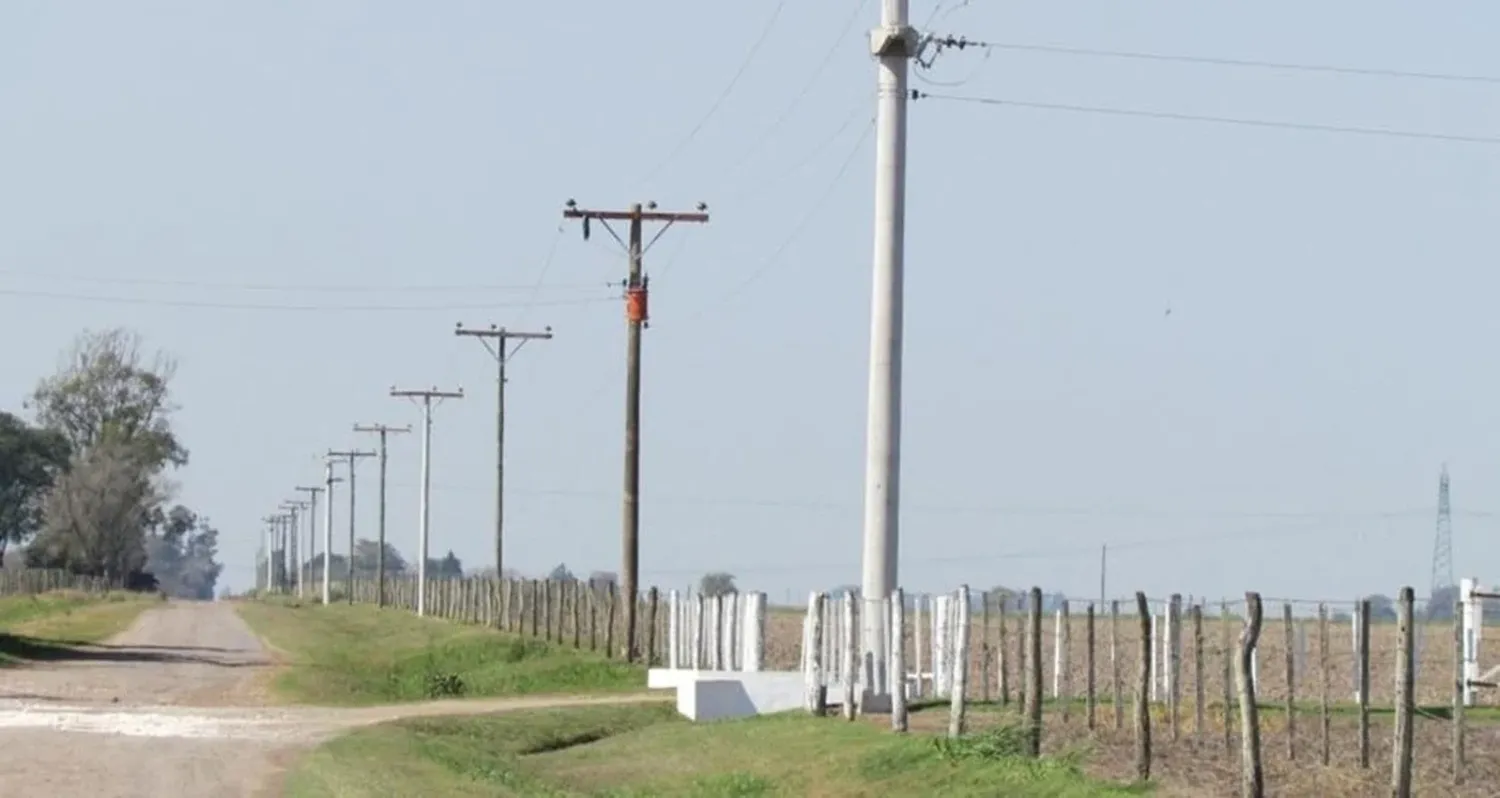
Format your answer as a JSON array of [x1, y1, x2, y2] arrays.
[[0, 328, 222, 597]]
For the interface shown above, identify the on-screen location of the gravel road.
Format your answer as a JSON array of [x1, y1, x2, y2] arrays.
[[0, 600, 659, 797]]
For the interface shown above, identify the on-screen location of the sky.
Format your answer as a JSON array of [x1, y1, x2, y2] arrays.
[[1, 1, 1497, 606]]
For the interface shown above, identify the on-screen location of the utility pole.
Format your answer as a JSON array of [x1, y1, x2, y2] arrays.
[[328, 448, 375, 604], [354, 423, 411, 608], [561, 199, 708, 661], [390, 386, 464, 617], [281, 500, 310, 598], [858, 0, 916, 712], [294, 484, 324, 599], [454, 323, 553, 577], [321, 459, 345, 605], [261, 515, 278, 593]]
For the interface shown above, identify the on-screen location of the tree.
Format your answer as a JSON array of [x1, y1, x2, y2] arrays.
[[351, 539, 407, 576], [27, 440, 161, 580], [588, 570, 619, 588], [427, 550, 463, 580], [1427, 585, 1461, 621], [29, 328, 188, 473], [1364, 594, 1397, 621], [547, 563, 575, 582], [699, 572, 737, 597], [0, 411, 70, 560]]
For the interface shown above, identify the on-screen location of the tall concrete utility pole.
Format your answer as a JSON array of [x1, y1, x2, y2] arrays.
[[281, 500, 310, 598], [454, 323, 553, 577], [294, 484, 324, 598], [390, 386, 464, 617], [561, 199, 709, 662], [354, 423, 411, 608], [261, 515, 278, 592], [327, 448, 375, 603], [320, 459, 345, 605], [858, 0, 916, 712]]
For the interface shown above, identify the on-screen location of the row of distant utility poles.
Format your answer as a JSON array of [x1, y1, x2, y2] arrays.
[[260, 200, 709, 661], [260, 323, 555, 616]]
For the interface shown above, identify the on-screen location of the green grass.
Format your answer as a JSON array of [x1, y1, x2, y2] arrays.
[[235, 599, 647, 706], [285, 704, 1146, 797], [0, 590, 157, 665]]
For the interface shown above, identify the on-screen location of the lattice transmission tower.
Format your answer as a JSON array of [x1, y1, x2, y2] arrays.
[[1429, 463, 1454, 601]]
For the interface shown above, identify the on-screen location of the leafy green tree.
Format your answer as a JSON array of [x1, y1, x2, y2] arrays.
[[28, 328, 188, 473], [699, 572, 737, 597], [27, 439, 161, 579], [351, 538, 407, 576], [427, 550, 463, 580], [0, 411, 70, 560]]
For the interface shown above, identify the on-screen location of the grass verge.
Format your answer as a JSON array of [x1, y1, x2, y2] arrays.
[[0, 590, 157, 665], [235, 599, 646, 706], [286, 703, 1144, 797]]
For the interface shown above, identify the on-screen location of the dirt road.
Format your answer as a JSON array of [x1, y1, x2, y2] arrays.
[[0, 601, 658, 798]]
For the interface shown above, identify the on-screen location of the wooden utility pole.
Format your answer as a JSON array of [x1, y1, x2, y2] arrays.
[[454, 323, 553, 578], [353, 423, 411, 608], [328, 448, 376, 603], [561, 199, 708, 662]]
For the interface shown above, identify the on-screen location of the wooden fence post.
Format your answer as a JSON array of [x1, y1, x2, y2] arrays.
[[1111, 599, 1123, 730], [1283, 602, 1296, 760], [892, 588, 908, 732], [1169, 593, 1182, 742], [1193, 603, 1205, 739], [1026, 586, 1043, 757], [1222, 601, 1234, 752], [645, 588, 659, 666], [843, 594, 859, 721], [1060, 602, 1072, 723], [604, 584, 617, 659], [1237, 592, 1265, 798], [1391, 586, 1414, 798], [1086, 603, 1097, 730], [1453, 599, 1465, 784], [1358, 598, 1371, 768], [981, 590, 992, 703], [1134, 591, 1152, 782], [1319, 603, 1330, 767], [998, 593, 1010, 706]]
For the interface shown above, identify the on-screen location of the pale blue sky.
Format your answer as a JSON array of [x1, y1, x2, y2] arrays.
[[2, 1, 1497, 604]]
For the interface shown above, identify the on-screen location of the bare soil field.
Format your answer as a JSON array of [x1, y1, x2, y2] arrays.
[[763, 605, 1483, 709]]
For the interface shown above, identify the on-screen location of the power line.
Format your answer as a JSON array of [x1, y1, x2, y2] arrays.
[[911, 90, 1500, 146], [0, 288, 622, 312], [637, 515, 1424, 577], [926, 36, 1500, 85], [0, 270, 608, 294], [396, 479, 1450, 521], [680, 116, 874, 322], [721, 0, 871, 185], [638, 0, 790, 187]]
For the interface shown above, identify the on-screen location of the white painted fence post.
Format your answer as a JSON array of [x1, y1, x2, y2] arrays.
[[1052, 607, 1063, 698], [692, 594, 706, 670], [1152, 609, 1164, 702], [913, 595, 926, 698], [934, 594, 952, 697], [742, 592, 765, 672], [667, 589, 680, 669], [1461, 577, 1482, 707]]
